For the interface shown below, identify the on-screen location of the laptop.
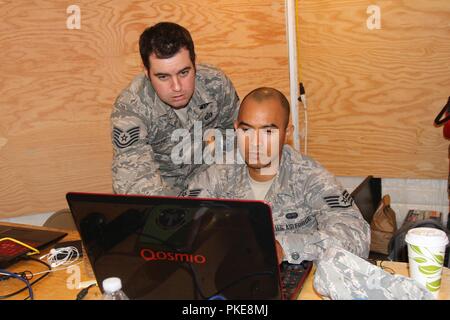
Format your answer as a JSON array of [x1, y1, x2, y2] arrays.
[[66, 192, 312, 300], [0, 223, 67, 268]]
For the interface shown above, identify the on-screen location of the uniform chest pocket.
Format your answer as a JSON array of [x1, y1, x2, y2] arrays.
[[274, 207, 316, 233], [149, 114, 180, 143], [281, 208, 307, 223], [196, 101, 219, 127]]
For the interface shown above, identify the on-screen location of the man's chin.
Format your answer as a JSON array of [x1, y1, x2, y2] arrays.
[[245, 161, 271, 169], [247, 163, 278, 177], [169, 100, 189, 109]]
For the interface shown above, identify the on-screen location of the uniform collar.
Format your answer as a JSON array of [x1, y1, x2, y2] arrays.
[[265, 145, 302, 200], [191, 72, 214, 106]]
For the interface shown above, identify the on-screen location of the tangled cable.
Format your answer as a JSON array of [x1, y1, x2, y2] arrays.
[[40, 246, 80, 268]]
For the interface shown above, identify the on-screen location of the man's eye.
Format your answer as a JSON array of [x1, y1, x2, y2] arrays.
[[157, 75, 168, 81], [263, 129, 278, 135], [178, 69, 190, 78]]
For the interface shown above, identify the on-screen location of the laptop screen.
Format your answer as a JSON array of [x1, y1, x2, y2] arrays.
[[67, 192, 281, 300]]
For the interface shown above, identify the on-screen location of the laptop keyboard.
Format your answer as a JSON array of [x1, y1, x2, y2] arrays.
[[280, 261, 311, 299]]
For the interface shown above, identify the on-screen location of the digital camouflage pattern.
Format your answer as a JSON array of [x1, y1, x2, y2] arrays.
[[313, 246, 435, 300], [111, 64, 240, 196], [183, 144, 371, 263]]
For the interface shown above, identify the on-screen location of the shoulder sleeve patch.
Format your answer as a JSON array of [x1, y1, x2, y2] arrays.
[[113, 126, 140, 149], [179, 188, 203, 198], [323, 190, 354, 209], [187, 188, 202, 197]]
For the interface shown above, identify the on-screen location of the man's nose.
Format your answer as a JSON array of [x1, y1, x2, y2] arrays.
[[171, 76, 182, 92], [255, 130, 264, 147]]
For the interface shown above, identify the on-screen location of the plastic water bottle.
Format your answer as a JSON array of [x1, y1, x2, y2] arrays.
[[102, 277, 129, 300]]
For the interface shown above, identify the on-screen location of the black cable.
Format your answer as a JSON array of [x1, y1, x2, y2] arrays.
[[434, 96, 450, 126], [0, 270, 33, 281], [379, 260, 395, 275], [366, 258, 396, 275], [0, 269, 33, 300], [0, 256, 51, 300], [298, 82, 306, 99], [76, 283, 97, 300]]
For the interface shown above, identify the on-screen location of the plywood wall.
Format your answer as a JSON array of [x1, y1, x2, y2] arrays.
[[0, 0, 289, 217], [297, 0, 450, 179], [1, 0, 449, 219]]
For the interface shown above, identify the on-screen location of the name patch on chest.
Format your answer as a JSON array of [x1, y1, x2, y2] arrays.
[[275, 215, 314, 232]]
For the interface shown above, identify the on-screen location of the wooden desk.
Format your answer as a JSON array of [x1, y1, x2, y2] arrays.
[[1, 223, 101, 300], [1, 222, 449, 300]]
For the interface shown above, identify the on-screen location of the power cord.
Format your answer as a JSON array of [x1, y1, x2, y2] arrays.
[[0, 256, 51, 300], [0, 243, 82, 300], [366, 258, 395, 275], [0, 270, 32, 282], [0, 269, 33, 300], [76, 283, 97, 300]]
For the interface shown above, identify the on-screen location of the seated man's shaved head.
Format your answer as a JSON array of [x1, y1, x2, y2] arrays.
[[240, 87, 290, 128], [234, 87, 293, 181]]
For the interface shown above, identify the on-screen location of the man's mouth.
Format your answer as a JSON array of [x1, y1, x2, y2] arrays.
[[172, 95, 185, 101], [248, 153, 260, 161]]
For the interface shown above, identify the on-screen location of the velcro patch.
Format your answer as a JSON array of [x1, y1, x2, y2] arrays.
[[113, 126, 140, 148], [186, 189, 202, 197], [323, 190, 354, 209]]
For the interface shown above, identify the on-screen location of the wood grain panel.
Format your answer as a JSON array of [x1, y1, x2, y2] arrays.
[[297, 0, 450, 178], [0, 0, 288, 217]]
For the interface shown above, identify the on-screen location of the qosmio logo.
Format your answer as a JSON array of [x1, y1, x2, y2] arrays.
[[140, 249, 206, 264]]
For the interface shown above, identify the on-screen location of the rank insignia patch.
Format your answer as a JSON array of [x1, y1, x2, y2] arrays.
[[178, 189, 203, 198], [186, 189, 202, 197], [323, 190, 354, 209], [113, 126, 140, 148]]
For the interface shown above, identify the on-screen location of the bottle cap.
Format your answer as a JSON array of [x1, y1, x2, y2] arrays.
[[102, 277, 122, 293]]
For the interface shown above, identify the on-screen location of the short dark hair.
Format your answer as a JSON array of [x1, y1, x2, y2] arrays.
[[139, 22, 196, 71], [241, 87, 291, 128]]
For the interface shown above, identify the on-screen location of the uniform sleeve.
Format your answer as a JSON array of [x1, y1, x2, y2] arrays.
[[276, 168, 371, 263], [179, 166, 220, 198], [111, 101, 169, 195]]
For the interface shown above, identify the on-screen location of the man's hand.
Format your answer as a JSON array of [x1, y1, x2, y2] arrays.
[[275, 240, 284, 265]]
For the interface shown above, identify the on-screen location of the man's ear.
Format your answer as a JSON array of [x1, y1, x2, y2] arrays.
[[285, 124, 294, 143], [233, 120, 239, 131], [144, 67, 150, 80]]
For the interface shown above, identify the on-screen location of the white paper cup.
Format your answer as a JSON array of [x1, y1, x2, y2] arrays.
[[405, 227, 449, 298]]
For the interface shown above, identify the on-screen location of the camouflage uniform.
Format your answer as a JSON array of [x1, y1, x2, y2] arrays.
[[111, 64, 240, 196], [313, 246, 434, 300], [183, 144, 371, 263]]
